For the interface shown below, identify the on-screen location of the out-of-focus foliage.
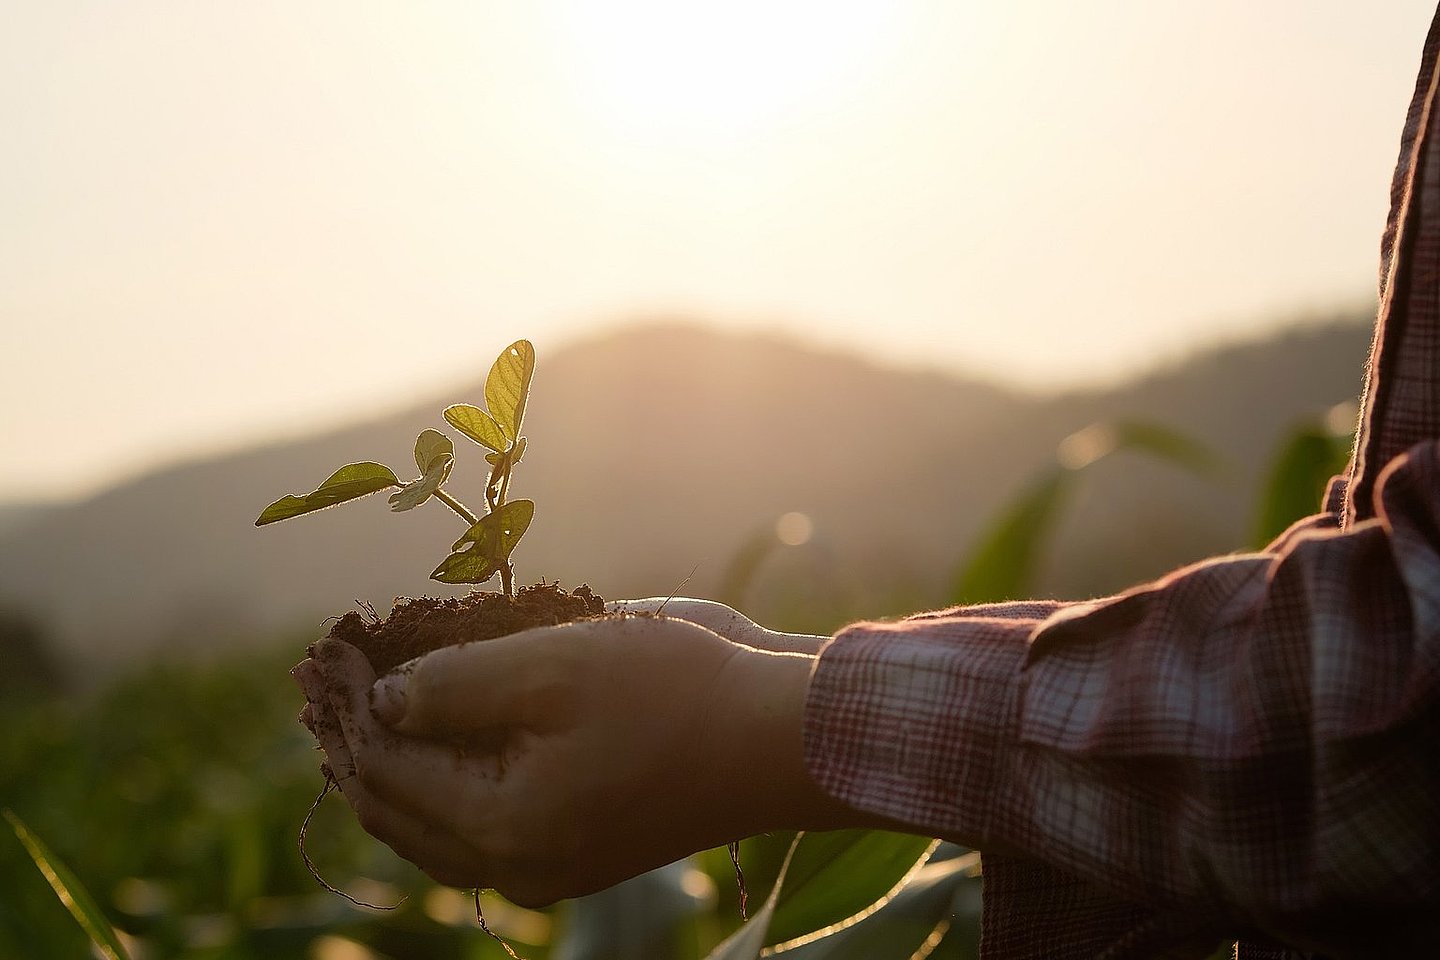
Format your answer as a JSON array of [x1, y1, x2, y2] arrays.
[[761, 832, 938, 948], [0, 607, 65, 701], [1251, 422, 1352, 547], [950, 421, 1220, 605], [5, 810, 132, 960], [768, 853, 982, 960], [2, 634, 878, 960], [0, 636, 539, 959], [6, 415, 1348, 958]]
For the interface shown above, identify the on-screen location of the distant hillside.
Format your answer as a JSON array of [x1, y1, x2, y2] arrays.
[[0, 502, 54, 540], [0, 319, 1372, 672]]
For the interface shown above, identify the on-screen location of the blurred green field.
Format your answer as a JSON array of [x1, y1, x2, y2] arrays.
[[0, 418, 1349, 959]]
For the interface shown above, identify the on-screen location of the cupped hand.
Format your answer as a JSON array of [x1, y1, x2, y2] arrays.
[[295, 615, 860, 906], [294, 655, 493, 888]]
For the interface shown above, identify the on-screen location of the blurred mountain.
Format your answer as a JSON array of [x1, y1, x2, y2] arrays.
[[0, 501, 56, 539], [0, 319, 1372, 672]]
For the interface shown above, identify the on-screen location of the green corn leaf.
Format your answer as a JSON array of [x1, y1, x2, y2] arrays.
[[413, 428, 454, 473], [717, 525, 781, 611], [430, 499, 535, 583], [486, 339, 535, 441], [445, 403, 508, 453], [5, 809, 131, 960], [764, 831, 939, 948], [705, 834, 802, 960], [1109, 421, 1222, 474], [953, 421, 1219, 604], [951, 469, 1070, 605], [703, 832, 940, 960], [1252, 425, 1351, 548], [766, 854, 980, 958], [255, 462, 399, 526]]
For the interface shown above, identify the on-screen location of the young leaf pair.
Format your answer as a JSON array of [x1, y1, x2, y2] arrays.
[[255, 340, 536, 597]]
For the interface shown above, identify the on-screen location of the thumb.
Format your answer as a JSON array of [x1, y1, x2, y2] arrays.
[[370, 624, 577, 737]]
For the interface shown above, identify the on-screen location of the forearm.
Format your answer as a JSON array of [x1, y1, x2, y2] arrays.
[[705, 647, 908, 838]]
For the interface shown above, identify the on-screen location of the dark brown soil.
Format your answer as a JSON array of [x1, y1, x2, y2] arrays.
[[329, 581, 606, 674]]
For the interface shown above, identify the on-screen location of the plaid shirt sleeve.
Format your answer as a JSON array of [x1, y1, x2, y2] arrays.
[[804, 7, 1440, 958], [807, 460, 1440, 954]]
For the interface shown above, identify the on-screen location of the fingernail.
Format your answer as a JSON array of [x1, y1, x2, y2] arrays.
[[370, 672, 408, 725]]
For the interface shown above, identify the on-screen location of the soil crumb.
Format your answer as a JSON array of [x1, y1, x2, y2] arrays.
[[330, 582, 605, 674]]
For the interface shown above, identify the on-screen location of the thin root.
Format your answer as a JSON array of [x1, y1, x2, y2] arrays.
[[474, 888, 524, 959], [655, 563, 701, 617], [299, 773, 407, 911], [729, 840, 748, 920]]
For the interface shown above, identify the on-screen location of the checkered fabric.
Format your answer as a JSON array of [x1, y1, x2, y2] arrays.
[[802, 7, 1440, 959]]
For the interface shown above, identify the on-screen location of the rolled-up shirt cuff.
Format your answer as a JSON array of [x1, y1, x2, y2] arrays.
[[803, 615, 1033, 845]]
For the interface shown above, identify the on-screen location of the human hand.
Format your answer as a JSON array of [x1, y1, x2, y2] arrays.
[[294, 615, 862, 906], [608, 597, 828, 655]]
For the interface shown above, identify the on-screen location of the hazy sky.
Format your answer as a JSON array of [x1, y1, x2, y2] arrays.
[[3, 1, 1436, 502]]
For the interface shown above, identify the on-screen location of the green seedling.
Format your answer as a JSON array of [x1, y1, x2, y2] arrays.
[[256, 339, 536, 598]]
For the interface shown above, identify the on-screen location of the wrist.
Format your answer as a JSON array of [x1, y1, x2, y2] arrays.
[[705, 648, 870, 838]]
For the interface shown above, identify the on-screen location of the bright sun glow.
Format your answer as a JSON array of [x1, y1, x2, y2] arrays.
[[550, 0, 903, 144]]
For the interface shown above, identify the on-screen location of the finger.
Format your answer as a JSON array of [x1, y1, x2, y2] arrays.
[[295, 659, 355, 770], [610, 597, 741, 631], [745, 630, 827, 656], [369, 622, 590, 737], [315, 638, 508, 850], [306, 645, 491, 879], [610, 598, 826, 655], [298, 662, 359, 783], [292, 655, 330, 707], [306, 674, 493, 887]]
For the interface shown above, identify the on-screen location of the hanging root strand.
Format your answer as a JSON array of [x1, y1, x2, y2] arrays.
[[729, 839, 748, 920], [474, 888, 524, 959], [299, 771, 407, 911]]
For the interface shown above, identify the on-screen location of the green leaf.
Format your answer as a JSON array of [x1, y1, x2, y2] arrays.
[[951, 469, 1070, 604], [764, 832, 939, 949], [5, 809, 131, 960], [486, 339, 535, 441], [389, 454, 453, 512], [1109, 421, 1222, 474], [445, 403, 508, 453], [1252, 425, 1351, 548], [703, 832, 941, 960], [766, 854, 980, 958], [705, 834, 801, 960], [430, 499, 535, 584], [718, 525, 781, 610], [1056, 421, 1220, 474], [952, 420, 1220, 604], [413, 428, 454, 473], [255, 462, 399, 526]]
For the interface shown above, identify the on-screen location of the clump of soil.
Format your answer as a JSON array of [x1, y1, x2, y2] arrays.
[[330, 581, 606, 674]]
